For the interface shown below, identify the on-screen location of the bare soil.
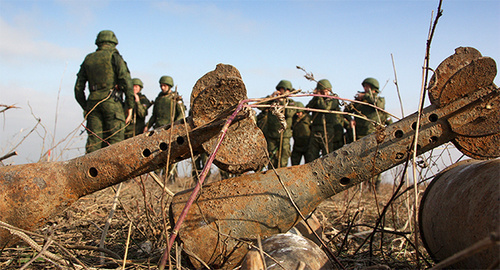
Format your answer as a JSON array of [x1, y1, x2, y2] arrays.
[[0, 172, 432, 269]]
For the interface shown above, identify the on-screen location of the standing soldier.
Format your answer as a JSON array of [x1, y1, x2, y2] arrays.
[[345, 77, 392, 141], [344, 77, 392, 189], [124, 78, 151, 139], [305, 79, 344, 163], [145, 75, 185, 181], [257, 80, 296, 169], [74, 30, 134, 153], [291, 101, 311, 166]]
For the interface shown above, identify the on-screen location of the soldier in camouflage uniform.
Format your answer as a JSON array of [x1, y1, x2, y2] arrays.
[[257, 80, 296, 169], [305, 79, 344, 163], [344, 77, 392, 189], [145, 75, 185, 181], [344, 77, 392, 142], [145, 76, 184, 130], [74, 30, 134, 153], [291, 101, 311, 166], [124, 78, 152, 139]]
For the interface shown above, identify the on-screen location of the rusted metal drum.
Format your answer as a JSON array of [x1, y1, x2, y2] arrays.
[[419, 158, 500, 269]]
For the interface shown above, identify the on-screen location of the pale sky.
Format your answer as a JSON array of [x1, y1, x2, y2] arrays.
[[1, 0, 499, 168]]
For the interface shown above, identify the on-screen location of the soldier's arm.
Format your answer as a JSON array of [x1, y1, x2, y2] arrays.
[[174, 101, 185, 122], [74, 65, 88, 110], [112, 53, 134, 109], [135, 96, 148, 118]]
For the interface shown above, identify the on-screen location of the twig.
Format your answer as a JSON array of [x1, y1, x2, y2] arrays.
[[158, 99, 252, 270], [122, 221, 133, 270], [0, 104, 20, 113], [149, 171, 175, 197], [0, 151, 17, 162], [411, 1, 443, 267], [99, 183, 123, 265], [391, 54, 405, 118]]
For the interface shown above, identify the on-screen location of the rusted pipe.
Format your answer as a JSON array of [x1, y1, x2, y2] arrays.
[[0, 116, 221, 248], [170, 83, 499, 268], [419, 159, 500, 269]]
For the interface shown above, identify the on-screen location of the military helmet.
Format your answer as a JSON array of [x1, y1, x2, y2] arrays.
[[295, 101, 305, 113], [132, 78, 143, 88], [95, 30, 118, 45], [159, 76, 174, 87], [276, 80, 293, 91], [362, 77, 380, 91], [316, 79, 332, 91]]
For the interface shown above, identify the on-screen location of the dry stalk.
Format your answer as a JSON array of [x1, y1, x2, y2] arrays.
[[99, 182, 122, 265], [121, 221, 133, 270]]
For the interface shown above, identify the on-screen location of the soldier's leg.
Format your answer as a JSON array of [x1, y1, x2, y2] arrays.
[[101, 100, 125, 146], [266, 138, 279, 169], [305, 132, 321, 163], [278, 137, 291, 168], [291, 148, 302, 166], [85, 103, 104, 153]]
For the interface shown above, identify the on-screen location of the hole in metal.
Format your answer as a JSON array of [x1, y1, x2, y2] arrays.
[[411, 122, 418, 130], [88, 167, 98, 177], [143, 148, 152, 157], [340, 177, 351, 186], [394, 130, 404, 138], [429, 113, 438, 122], [159, 142, 168, 151], [176, 136, 185, 145]]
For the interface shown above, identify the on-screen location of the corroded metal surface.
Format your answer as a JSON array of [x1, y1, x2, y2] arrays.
[[206, 116, 269, 173], [428, 46, 484, 107], [190, 63, 268, 173], [419, 159, 500, 269], [170, 48, 500, 268], [0, 64, 268, 248]]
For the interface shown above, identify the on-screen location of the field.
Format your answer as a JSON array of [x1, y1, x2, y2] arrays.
[[0, 166, 437, 269]]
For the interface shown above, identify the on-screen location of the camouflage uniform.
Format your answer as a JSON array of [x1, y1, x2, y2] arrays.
[[291, 102, 311, 166], [257, 80, 296, 168], [147, 76, 184, 181], [74, 30, 134, 153], [344, 78, 392, 142], [344, 78, 392, 189], [124, 78, 152, 139], [146, 92, 184, 129], [305, 79, 344, 163]]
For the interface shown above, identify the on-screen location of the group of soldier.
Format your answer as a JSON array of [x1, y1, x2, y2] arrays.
[[74, 30, 392, 185], [257, 78, 392, 186]]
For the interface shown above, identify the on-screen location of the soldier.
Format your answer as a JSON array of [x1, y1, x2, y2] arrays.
[[305, 79, 344, 163], [344, 77, 392, 142], [145, 76, 184, 130], [257, 80, 296, 169], [74, 30, 134, 153], [291, 101, 311, 166], [124, 78, 152, 139], [145, 75, 185, 182], [344, 77, 392, 189]]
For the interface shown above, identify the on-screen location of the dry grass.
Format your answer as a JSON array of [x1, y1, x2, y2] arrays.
[[0, 169, 434, 269]]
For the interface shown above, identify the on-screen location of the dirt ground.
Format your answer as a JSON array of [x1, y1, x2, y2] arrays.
[[0, 170, 433, 269]]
